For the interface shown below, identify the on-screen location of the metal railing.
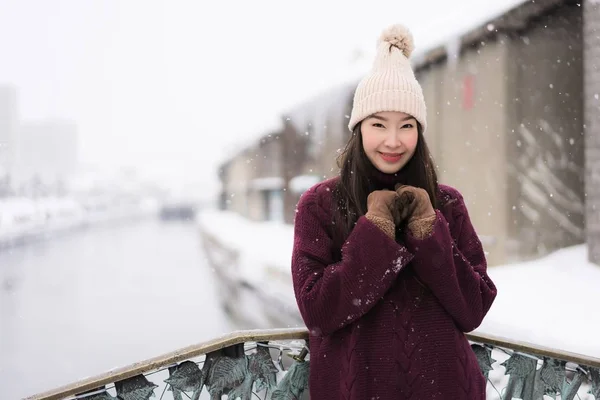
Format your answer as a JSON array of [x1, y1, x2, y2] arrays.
[[24, 328, 600, 400]]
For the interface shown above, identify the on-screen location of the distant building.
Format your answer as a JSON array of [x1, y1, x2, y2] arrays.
[[219, 0, 600, 266], [218, 128, 287, 222], [15, 119, 79, 184], [413, 0, 586, 266]]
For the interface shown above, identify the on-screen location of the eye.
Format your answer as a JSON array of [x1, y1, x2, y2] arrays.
[[372, 123, 385, 128], [402, 123, 415, 129]]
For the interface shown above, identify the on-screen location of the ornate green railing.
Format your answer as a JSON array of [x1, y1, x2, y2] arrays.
[[24, 328, 600, 400]]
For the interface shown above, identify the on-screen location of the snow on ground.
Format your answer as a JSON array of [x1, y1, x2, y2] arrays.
[[480, 245, 600, 358], [197, 208, 600, 359], [197, 209, 294, 283]]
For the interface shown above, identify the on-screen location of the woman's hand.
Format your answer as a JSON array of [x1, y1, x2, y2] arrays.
[[366, 189, 399, 221], [394, 184, 437, 239], [365, 189, 401, 239]]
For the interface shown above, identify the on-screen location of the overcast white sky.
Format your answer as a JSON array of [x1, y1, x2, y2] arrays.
[[0, 0, 524, 192]]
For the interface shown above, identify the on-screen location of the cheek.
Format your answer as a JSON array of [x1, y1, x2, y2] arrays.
[[361, 131, 377, 152], [406, 132, 419, 152]]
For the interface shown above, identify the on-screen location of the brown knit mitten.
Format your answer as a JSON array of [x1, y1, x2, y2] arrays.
[[407, 214, 437, 239], [365, 190, 398, 240], [395, 185, 436, 239], [365, 213, 396, 239]]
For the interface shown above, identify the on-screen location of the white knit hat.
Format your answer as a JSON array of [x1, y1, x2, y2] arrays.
[[348, 24, 427, 133]]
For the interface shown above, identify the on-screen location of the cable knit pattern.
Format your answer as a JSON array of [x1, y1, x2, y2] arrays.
[[291, 176, 498, 399], [389, 280, 425, 398], [340, 324, 361, 399]]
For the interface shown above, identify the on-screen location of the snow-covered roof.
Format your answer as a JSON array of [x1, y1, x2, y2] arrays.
[[217, 115, 284, 170], [282, 82, 356, 143], [410, 0, 561, 70]]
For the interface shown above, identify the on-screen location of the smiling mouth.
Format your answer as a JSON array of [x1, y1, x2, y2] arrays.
[[379, 152, 403, 162]]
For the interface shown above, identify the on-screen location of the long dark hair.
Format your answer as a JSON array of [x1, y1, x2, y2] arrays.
[[331, 121, 439, 250]]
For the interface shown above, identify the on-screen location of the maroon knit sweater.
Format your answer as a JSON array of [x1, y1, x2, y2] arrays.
[[291, 173, 497, 399]]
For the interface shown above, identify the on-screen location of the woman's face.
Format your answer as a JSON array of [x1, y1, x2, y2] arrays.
[[361, 111, 419, 174]]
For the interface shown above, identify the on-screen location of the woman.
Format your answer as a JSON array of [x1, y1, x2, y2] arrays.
[[291, 24, 497, 399]]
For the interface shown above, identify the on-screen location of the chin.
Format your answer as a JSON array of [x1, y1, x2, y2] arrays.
[[375, 162, 404, 174]]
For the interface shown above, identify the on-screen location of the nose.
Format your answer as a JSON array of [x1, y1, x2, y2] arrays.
[[383, 130, 401, 149]]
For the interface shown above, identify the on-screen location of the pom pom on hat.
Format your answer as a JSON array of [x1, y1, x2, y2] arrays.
[[378, 24, 415, 58]]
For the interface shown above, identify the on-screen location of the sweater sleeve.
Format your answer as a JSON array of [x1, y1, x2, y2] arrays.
[[404, 193, 497, 333], [291, 188, 414, 336]]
